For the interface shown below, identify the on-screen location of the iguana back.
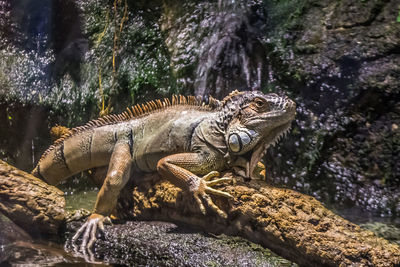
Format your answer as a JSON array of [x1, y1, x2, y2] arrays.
[[32, 96, 216, 185]]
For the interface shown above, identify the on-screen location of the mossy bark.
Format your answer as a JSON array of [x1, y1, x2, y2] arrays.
[[0, 160, 65, 236], [118, 172, 400, 267]]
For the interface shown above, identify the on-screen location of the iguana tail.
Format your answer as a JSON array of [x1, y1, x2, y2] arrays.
[[32, 128, 112, 185]]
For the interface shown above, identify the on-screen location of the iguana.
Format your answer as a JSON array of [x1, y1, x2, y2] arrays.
[[32, 90, 296, 251]]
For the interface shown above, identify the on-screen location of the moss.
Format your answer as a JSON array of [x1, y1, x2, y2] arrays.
[[361, 222, 400, 245], [265, 0, 309, 33], [79, 0, 175, 110], [397, 9, 400, 22]]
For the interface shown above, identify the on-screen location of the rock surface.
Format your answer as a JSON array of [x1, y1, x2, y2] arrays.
[[263, 0, 400, 216], [66, 220, 296, 266]]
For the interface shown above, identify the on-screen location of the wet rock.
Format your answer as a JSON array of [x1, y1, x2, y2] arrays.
[[264, 0, 400, 216], [65, 220, 295, 266]]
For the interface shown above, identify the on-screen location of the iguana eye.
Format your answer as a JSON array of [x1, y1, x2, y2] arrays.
[[253, 98, 268, 111]]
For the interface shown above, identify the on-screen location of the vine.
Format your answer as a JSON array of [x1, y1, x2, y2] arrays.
[[96, 0, 128, 117], [111, 0, 128, 92]]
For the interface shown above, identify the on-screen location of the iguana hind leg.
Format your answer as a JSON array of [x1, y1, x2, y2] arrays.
[[72, 141, 132, 251], [157, 153, 233, 218]]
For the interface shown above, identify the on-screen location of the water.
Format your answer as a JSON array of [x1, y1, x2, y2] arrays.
[[1, 240, 110, 266], [64, 189, 98, 212], [162, 0, 267, 98]]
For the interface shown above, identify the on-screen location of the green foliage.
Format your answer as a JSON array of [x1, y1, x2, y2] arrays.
[[79, 0, 175, 112], [304, 130, 325, 171], [397, 9, 400, 22], [266, 0, 308, 32]]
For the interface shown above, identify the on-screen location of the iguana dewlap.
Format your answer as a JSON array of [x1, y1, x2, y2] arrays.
[[32, 90, 296, 251]]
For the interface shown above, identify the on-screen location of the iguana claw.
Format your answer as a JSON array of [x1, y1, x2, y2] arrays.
[[193, 171, 233, 219], [72, 213, 111, 252]]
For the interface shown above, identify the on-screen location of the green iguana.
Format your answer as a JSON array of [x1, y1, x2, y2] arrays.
[[32, 90, 296, 251]]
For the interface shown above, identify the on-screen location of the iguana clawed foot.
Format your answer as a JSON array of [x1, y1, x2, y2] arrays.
[[72, 213, 112, 252], [192, 171, 233, 219]]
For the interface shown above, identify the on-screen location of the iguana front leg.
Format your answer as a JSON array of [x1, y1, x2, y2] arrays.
[[157, 153, 233, 218], [72, 141, 132, 251]]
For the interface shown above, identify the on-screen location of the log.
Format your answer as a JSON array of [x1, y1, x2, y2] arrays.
[[0, 160, 65, 236], [118, 172, 400, 267], [1, 159, 399, 266]]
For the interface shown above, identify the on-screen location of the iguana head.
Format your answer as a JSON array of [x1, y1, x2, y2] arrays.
[[218, 90, 296, 178]]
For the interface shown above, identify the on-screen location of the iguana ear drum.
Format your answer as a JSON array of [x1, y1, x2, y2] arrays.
[[228, 134, 241, 152], [228, 132, 252, 153]]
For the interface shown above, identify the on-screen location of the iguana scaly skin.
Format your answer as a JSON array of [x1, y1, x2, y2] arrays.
[[32, 90, 296, 251]]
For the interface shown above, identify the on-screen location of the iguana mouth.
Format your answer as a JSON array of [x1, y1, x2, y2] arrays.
[[248, 122, 292, 179]]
